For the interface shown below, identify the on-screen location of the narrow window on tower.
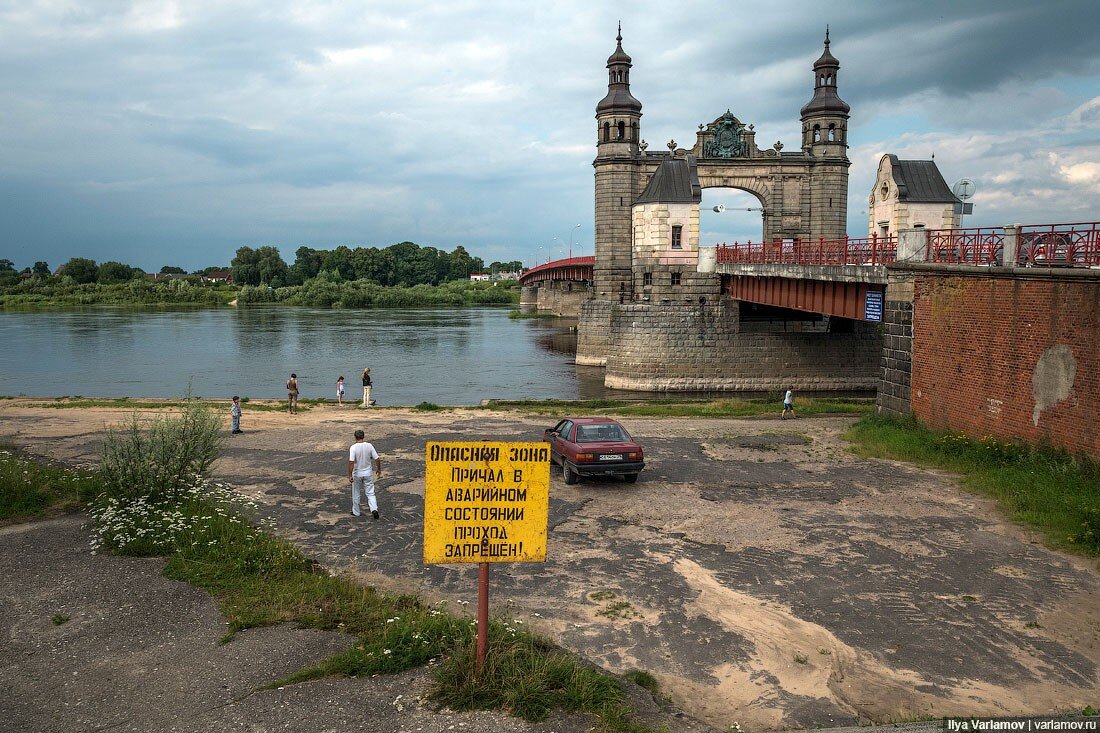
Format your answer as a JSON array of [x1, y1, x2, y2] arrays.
[[643, 272, 652, 287], [603, 122, 610, 142], [671, 225, 683, 249], [813, 125, 821, 143], [671, 272, 682, 286], [617, 121, 625, 140], [828, 124, 836, 141]]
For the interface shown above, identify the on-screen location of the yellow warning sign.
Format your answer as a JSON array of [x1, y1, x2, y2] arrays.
[[424, 441, 550, 564]]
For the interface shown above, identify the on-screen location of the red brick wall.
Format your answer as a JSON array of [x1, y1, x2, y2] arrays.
[[911, 272, 1100, 457]]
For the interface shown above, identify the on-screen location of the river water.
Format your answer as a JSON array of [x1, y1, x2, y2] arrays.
[[0, 306, 613, 404]]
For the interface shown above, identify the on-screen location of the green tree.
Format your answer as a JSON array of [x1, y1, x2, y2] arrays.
[[321, 245, 355, 281], [0, 259, 14, 272], [98, 261, 138, 284], [231, 246, 287, 286], [32, 261, 50, 277], [159, 265, 186, 275], [292, 246, 324, 281], [62, 257, 99, 284]]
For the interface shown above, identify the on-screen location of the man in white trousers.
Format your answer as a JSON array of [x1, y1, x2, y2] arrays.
[[347, 429, 382, 519]]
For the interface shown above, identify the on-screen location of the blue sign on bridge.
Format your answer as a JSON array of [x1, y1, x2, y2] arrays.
[[864, 290, 884, 322]]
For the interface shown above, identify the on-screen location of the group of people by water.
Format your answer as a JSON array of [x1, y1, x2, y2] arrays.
[[286, 367, 375, 413], [227, 367, 377, 434]]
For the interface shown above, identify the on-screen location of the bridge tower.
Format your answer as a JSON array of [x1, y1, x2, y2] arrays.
[[800, 28, 851, 239], [593, 24, 643, 300]]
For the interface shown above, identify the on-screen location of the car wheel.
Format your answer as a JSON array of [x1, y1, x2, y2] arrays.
[[623, 473, 639, 484], [563, 462, 578, 485]]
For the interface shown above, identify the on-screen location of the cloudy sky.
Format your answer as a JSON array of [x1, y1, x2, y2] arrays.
[[2, 0, 1099, 272]]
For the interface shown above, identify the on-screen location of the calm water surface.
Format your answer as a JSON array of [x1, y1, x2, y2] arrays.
[[0, 306, 614, 404]]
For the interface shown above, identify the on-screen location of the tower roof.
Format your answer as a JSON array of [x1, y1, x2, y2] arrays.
[[800, 28, 850, 119], [813, 26, 839, 69], [634, 156, 701, 205], [597, 24, 642, 115], [607, 23, 632, 66]]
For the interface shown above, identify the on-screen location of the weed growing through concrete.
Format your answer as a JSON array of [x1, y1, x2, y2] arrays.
[[597, 600, 643, 620], [793, 653, 808, 665], [50, 614, 69, 625]]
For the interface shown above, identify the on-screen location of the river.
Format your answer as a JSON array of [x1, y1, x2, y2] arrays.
[[0, 306, 614, 404]]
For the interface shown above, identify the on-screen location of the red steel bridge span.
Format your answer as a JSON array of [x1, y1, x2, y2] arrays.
[[716, 221, 1100, 321], [517, 256, 594, 286]]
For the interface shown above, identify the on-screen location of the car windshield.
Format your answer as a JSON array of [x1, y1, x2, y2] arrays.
[[575, 424, 630, 443]]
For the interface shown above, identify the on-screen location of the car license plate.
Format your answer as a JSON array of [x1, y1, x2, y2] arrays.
[[599, 454, 623, 461]]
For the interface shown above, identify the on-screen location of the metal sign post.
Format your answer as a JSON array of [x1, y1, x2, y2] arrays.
[[424, 441, 551, 671]]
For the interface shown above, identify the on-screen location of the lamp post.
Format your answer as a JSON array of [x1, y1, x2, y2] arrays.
[[568, 223, 581, 258]]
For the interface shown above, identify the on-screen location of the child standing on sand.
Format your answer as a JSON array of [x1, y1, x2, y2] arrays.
[[336, 375, 345, 405], [230, 396, 242, 434]]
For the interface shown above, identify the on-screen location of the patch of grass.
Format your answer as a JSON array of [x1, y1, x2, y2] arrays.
[[508, 310, 560, 320], [413, 402, 445, 412], [1083, 705, 1097, 716], [429, 628, 641, 728], [623, 669, 659, 694], [27, 397, 311, 413], [1024, 621, 1043, 629], [596, 600, 642, 620], [479, 397, 873, 418], [0, 446, 98, 522], [589, 590, 617, 602], [961, 595, 978, 604], [793, 653, 808, 665], [844, 414, 1100, 557], [51, 614, 69, 625]]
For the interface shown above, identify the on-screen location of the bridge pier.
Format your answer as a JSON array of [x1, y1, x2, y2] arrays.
[[584, 298, 882, 392]]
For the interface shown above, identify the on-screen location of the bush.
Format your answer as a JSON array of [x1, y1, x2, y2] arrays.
[[100, 399, 225, 501]]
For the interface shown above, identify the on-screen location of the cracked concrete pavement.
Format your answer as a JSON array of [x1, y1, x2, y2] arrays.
[[2, 401, 1098, 730]]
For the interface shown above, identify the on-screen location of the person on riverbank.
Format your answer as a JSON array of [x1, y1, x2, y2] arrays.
[[336, 375, 345, 406], [781, 385, 796, 419], [287, 373, 299, 414], [347, 429, 382, 519], [230, 396, 242, 434], [361, 368, 373, 408]]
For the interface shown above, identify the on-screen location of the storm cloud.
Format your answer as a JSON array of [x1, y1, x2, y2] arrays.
[[1, 0, 1098, 270]]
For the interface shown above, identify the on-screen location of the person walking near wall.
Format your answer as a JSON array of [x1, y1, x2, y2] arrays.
[[287, 373, 299, 414], [347, 429, 382, 519], [781, 385, 796, 419], [361, 368, 373, 408], [336, 375, 345, 406]]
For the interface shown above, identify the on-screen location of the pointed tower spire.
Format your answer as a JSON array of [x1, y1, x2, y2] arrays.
[[825, 25, 830, 46]]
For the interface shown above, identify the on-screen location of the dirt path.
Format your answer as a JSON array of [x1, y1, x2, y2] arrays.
[[3, 401, 1098, 730]]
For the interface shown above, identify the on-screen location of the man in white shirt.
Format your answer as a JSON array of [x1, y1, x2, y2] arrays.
[[781, 386, 796, 419], [347, 429, 383, 519]]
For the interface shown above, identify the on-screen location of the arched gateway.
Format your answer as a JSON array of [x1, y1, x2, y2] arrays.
[[578, 28, 881, 393]]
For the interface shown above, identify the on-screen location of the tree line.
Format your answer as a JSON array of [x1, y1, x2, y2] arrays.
[[1, 243, 524, 289], [230, 243, 523, 288]]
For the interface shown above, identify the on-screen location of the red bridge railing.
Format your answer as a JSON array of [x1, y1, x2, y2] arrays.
[[715, 222, 1100, 268], [1016, 222, 1100, 267], [925, 227, 1004, 265], [716, 234, 897, 266]]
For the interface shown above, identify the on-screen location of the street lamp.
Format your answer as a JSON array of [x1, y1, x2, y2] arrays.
[[568, 223, 581, 258]]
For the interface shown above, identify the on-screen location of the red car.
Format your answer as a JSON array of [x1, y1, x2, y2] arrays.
[[543, 417, 645, 485]]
